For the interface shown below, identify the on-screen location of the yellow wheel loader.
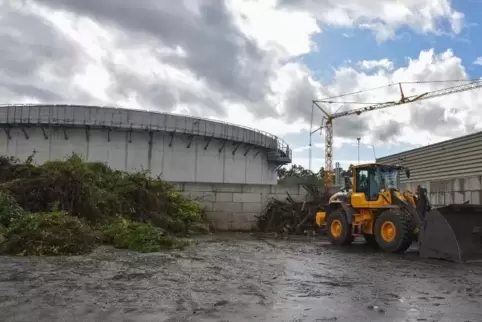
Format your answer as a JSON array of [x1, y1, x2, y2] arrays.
[[315, 163, 482, 262]]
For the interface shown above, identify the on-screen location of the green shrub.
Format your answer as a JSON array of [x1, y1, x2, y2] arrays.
[[167, 192, 204, 224], [0, 153, 207, 256], [0, 153, 205, 230], [0, 191, 25, 228], [102, 218, 191, 253], [0, 211, 96, 256], [0, 224, 5, 244]]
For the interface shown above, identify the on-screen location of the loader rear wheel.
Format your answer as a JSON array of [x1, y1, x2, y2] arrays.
[[327, 209, 354, 246], [374, 209, 412, 253]]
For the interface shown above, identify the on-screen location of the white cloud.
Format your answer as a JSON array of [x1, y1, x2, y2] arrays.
[[230, 0, 320, 57], [292, 143, 324, 153], [278, 0, 465, 41], [357, 59, 394, 71], [0, 0, 476, 166], [474, 57, 482, 65], [319, 48, 482, 149]]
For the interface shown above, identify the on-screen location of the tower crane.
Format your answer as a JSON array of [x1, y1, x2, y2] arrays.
[[312, 80, 482, 187]]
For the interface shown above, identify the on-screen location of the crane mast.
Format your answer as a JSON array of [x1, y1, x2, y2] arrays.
[[312, 80, 482, 187]]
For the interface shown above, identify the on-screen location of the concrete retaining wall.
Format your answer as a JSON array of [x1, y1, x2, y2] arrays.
[[177, 174, 482, 231], [401, 175, 482, 206], [173, 183, 311, 231]]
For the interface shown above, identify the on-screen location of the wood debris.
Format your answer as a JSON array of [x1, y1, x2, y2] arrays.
[[256, 184, 332, 235]]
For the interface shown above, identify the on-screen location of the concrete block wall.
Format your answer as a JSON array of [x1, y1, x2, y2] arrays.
[[401, 175, 482, 206], [173, 174, 482, 232], [174, 183, 310, 231]]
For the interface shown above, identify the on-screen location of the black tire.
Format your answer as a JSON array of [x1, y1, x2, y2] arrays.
[[363, 234, 379, 248], [326, 209, 354, 246], [374, 209, 412, 253]]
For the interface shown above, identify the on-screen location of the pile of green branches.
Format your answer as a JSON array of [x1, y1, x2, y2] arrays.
[[0, 153, 208, 256]]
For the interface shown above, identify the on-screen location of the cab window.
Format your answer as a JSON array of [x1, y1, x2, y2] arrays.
[[356, 168, 379, 201], [356, 169, 369, 191]]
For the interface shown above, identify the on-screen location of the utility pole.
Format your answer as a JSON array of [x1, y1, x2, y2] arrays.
[[357, 137, 360, 164], [308, 102, 314, 171]]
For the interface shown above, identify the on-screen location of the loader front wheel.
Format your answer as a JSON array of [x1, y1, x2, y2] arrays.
[[327, 209, 354, 246], [374, 209, 412, 253]]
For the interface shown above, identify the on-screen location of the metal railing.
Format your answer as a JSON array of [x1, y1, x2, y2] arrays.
[[0, 103, 292, 162]]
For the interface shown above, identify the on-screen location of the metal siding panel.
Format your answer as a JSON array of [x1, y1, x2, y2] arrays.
[[22, 105, 30, 123], [150, 113, 162, 131], [116, 109, 128, 127], [13, 105, 22, 123], [141, 113, 152, 130], [73, 106, 86, 125], [98, 107, 108, 126], [85, 106, 99, 125], [215, 123, 223, 137], [156, 113, 167, 131], [57, 105, 66, 123], [205, 120, 215, 136], [165, 114, 176, 131], [102, 108, 115, 127], [64, 106, 74, 124], [0, 107, 8, 123], [183, 116, 195, 133], [39, 106, 51, 123], [51, 105, 59, 123], [0, 104, 292, 168], [198, 119, 207, 136], [379, 134, 482, 161], [381, 138, 482, 164], [225, 124, 233, 140], [377, 132, 482, 182]]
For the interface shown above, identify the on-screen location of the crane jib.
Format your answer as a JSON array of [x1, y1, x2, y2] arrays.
[[311, 80, 482, 187]]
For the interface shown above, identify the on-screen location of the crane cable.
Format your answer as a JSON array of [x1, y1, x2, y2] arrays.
[[316, 79, 482, 105]]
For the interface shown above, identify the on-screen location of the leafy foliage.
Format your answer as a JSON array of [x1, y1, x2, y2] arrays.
[[276, 163, 354, 184], [0, 153, 203, 224], [0, 153, 207, 256], [1, 211, 97, 256], [0, 191, 25, 228], [166, 192, 203, 224], [102, 218, 191, 253]]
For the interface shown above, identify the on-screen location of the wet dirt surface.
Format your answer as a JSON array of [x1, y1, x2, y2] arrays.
[[1, 233, 482, 322]]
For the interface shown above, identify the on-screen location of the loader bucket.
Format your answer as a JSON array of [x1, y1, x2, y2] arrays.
[[419, 204, 482, 262]]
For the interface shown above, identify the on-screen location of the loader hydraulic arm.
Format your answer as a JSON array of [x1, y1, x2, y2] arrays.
[[414, 186, 432, 219]]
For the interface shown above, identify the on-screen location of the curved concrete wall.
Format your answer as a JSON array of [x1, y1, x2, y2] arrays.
[[0, 104, 292, 184]]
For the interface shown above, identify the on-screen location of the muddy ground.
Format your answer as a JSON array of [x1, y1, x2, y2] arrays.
[[0, 233, 482, 322]]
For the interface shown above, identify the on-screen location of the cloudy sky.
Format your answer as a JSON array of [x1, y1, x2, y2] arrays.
[[1, 0, 482, 170]]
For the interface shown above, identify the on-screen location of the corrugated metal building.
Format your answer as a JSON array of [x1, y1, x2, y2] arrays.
[[376, 131, 482, 205]]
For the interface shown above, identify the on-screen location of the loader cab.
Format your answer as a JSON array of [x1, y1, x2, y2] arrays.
[[351, 163, 406, 207]]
